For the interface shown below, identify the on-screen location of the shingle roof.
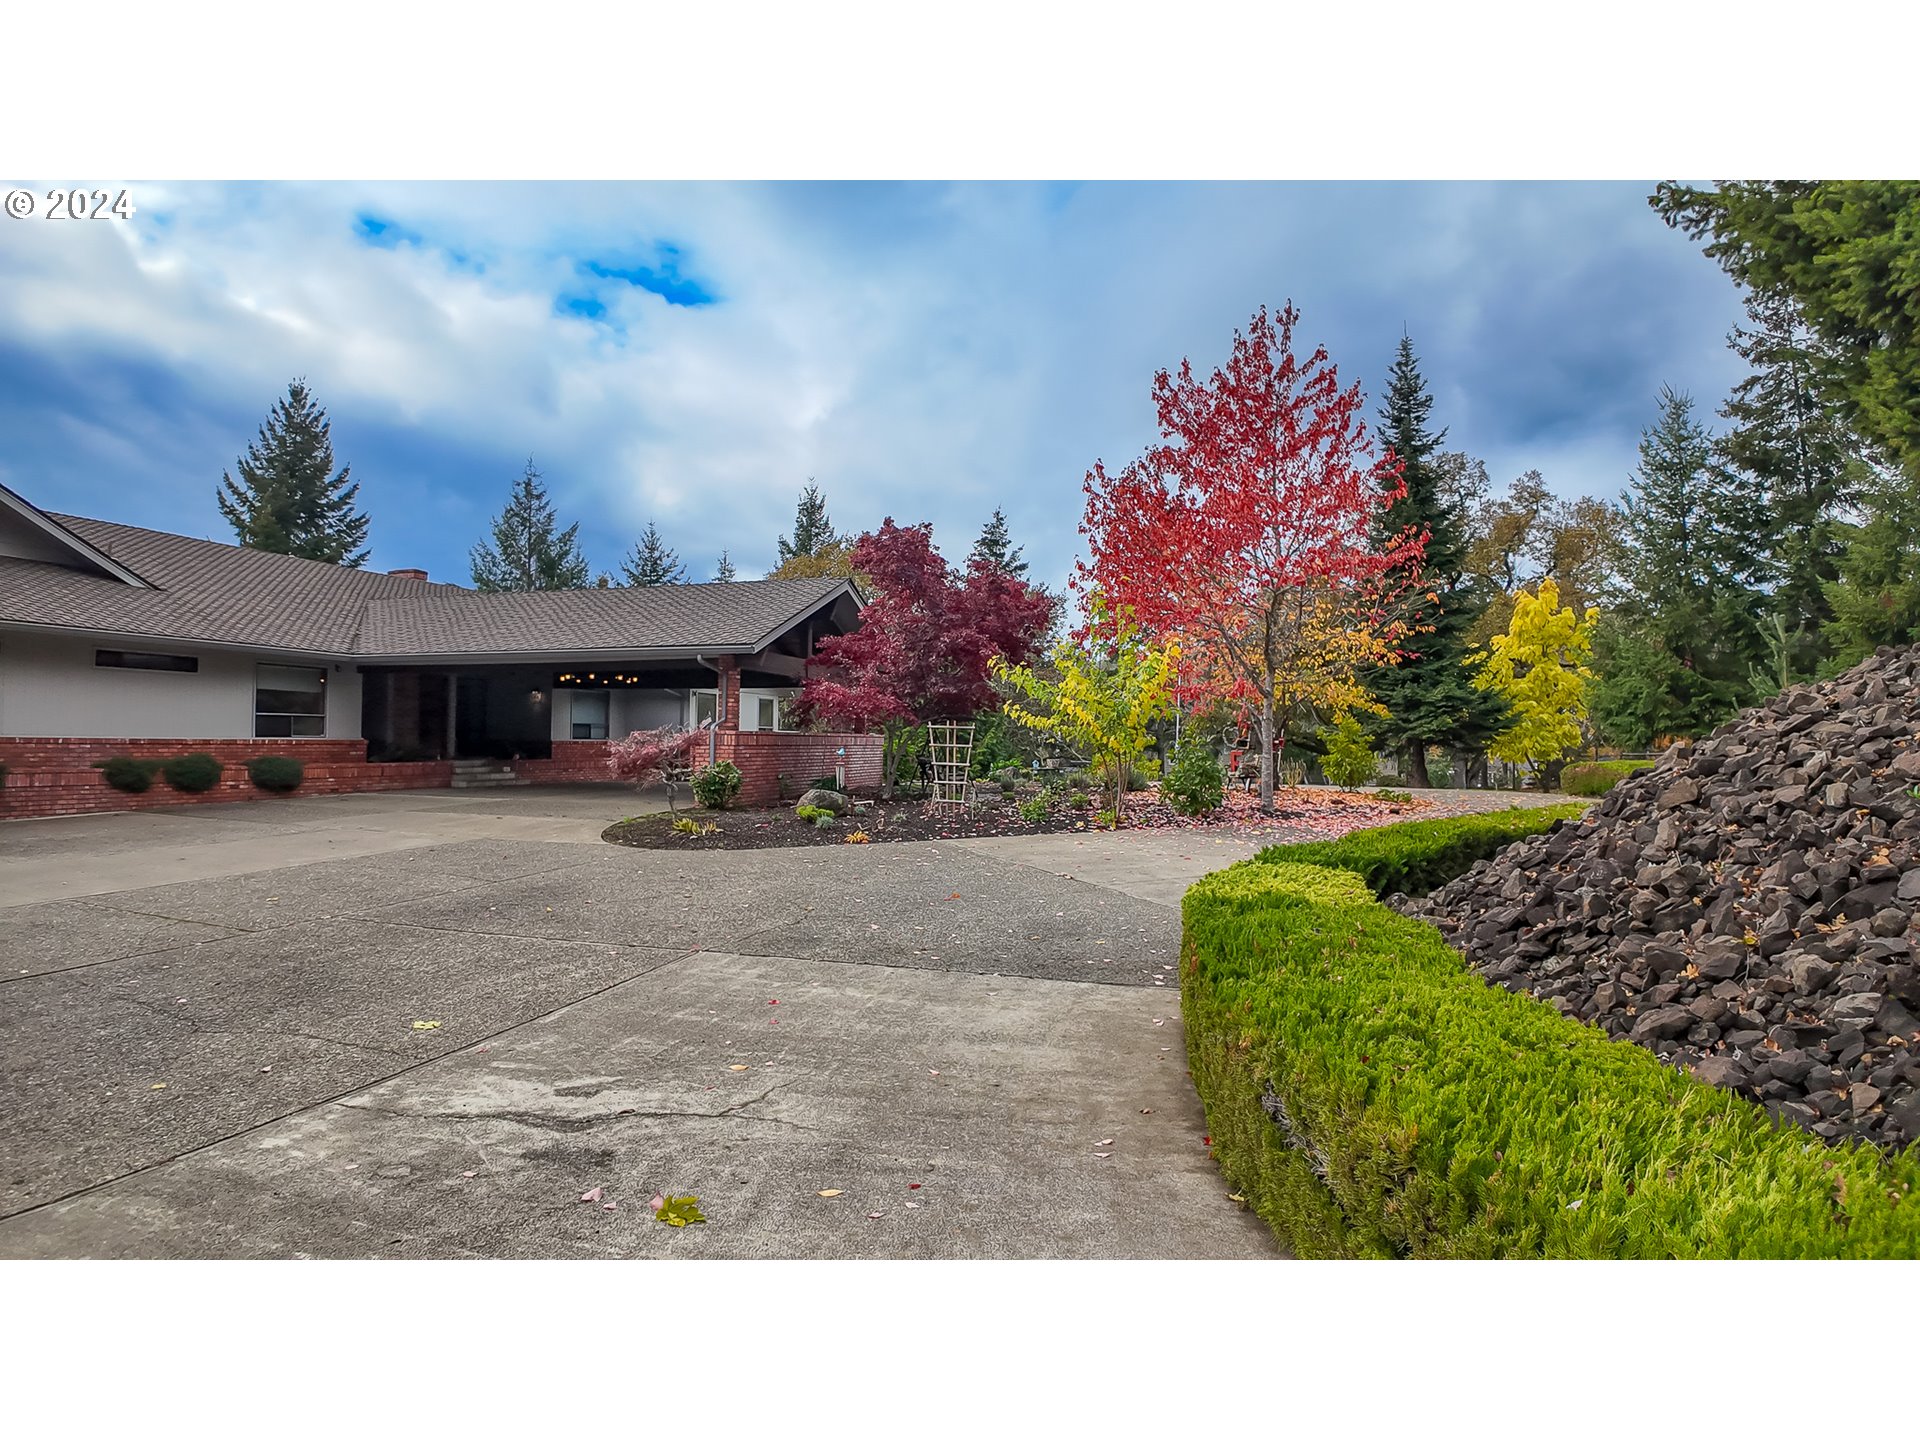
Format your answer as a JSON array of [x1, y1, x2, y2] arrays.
[[0, 511, 853, 659]]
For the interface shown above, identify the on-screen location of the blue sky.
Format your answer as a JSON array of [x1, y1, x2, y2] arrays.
[[0, 181, 1748, 588]]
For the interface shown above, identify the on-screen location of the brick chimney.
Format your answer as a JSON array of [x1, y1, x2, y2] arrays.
[[389, 567, 429, 582]]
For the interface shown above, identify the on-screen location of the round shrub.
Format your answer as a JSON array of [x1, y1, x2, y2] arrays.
[[691, 760, 743, 810], [1163, 742, 1226, 816], [247, 755, 306, 793], [162, 751, 225, 793], [96, 756, 161, 793]]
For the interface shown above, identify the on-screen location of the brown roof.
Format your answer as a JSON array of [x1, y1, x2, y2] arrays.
[[0, 511, 853, 659]]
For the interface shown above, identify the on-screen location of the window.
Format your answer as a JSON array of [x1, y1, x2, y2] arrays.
[[571, 690, 610, 740], [96, 649, 197, 673], [691, 691, 717, 728], [756, 696, 778, 732], [254, 664, 326, 738]]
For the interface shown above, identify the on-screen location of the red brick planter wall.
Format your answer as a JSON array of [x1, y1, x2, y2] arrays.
[[514, 740, 616, 784], [0, 738, 452, 820], [715, 731, 885, 806]]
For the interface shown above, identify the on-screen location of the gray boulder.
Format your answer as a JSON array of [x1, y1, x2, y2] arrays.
[[795, 788, 851, 816]]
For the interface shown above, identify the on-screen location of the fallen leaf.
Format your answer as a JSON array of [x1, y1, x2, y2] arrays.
[[649, 1193, 666, 1213], [1096, 1138, 1115, 1147], [579, 1186, 604, 1204], [342, 1163, 359, 1171], [905, 1201, 920, 1209], [149, 1082, 167, 1090], [728, 1064, 751, 1072], [602, 1201, 618, 1211], [412, 1019, 442, 1031], [1150, 1019, 1165, 1027], [816, 1189, 844, 1198], [1093, 1151, 1113, 1159], [907, 1183, 922, 1190], [1140, 1108, 1152, 1115], [460, 1170, 477, 1179], [654, 1194, 706, 1227]]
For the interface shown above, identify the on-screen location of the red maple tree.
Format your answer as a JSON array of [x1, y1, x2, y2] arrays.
[[796, 519, 1053, 795], [1078, 303, 1426, 811], [606, 724, 705, 814]]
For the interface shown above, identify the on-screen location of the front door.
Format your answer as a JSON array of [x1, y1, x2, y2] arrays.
[[455, 675, 490, 758]]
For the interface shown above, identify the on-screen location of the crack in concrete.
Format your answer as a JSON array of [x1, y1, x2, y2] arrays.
[[330, 1081, 837, 1136]]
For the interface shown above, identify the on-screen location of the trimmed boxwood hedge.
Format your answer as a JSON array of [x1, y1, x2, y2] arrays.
[[1562, 758, 1655, 797], [1183, 812, 1920, 1257], [95, 756, 163, 793], [1253, 802, 1588, 897], [246, 755, 306, 793], [162, 752, 225, 793]]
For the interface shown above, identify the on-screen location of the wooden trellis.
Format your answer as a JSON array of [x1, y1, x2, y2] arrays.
[[926, 720, 976, 808]]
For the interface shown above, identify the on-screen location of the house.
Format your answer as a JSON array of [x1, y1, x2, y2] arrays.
[[0, 484, 880, 817]]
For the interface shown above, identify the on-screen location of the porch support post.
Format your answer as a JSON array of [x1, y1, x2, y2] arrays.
[[446, 674, 458, 760]]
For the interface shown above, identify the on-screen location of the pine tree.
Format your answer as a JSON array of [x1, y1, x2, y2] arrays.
[[1365, 336, 1507, 786], [620, 522, 686, 586], [1822, 456, 1920, 668], [1592, 387, 1768, 745], [468, 460, 591, 591], [216, 380, 370, 566], [776, 482, 840, 564], [1717, 290, 1862, 681], [971, 507, 1029, 577], [712, 551, 737, 583]]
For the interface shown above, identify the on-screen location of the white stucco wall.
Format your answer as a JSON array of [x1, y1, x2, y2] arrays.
[[0, 629, 363, 740]]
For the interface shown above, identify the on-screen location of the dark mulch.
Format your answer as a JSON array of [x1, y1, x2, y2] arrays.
[[601, 797, 1099, 850]]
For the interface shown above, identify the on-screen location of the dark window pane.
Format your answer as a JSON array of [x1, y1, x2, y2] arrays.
[[96, 649, 198, 672]]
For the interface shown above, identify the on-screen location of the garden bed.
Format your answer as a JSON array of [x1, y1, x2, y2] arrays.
[[599, 784, 1442, 850]]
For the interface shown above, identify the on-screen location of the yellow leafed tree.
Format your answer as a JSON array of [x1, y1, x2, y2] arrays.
[[990, 601, 1178, 827], [1470, 578, 1597, 783]]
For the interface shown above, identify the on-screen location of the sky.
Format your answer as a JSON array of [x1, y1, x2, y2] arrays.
[[0, 181, 1751, 590]]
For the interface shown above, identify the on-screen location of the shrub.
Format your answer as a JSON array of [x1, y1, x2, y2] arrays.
[[1255, 803, 1586, 897], [1066, 770, 1092, 792], [1320, 714, 1378, 790], [1373, 787, 1414, 805], [1018, 795, 1050, 823], [691, 760, 743, 809], [1095, 807, 1118, 828], [246, 755, 305, 793], [1067, 791, 1092, 810], [162, 752, 224, 793], [670, 815, 717, 837], [795, 804, 831, 822], [1562, 758, 1655, 797], [1162, 742, 1226, 817], [812, 813, 836, 830], [844, 830, 871, 844], [95, 756, 162, 793], [1181, 850, 1920, 1258]]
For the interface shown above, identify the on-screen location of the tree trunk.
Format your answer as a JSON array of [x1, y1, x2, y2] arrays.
[[1404, 744, 1431, 789], [1258, 691, 1276, 814]]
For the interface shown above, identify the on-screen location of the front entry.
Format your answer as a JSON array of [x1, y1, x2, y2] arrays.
[[455, 674, 490, 758]]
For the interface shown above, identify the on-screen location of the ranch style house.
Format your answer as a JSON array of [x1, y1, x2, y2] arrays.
[[0, 484, 881, 817]]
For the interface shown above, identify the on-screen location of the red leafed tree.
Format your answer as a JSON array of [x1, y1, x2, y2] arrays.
[[607, 725, 705, 814], [796, 519, 1053, 796], [1078, 303, 1426, 812]]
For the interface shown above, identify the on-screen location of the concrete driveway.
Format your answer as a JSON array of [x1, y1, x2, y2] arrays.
[[0, 787, 1274, 1259]]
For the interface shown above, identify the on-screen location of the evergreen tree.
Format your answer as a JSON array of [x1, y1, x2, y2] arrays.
[[971, 507, 1029, 577], [620, 521, 686, 586], [216, 379, 370, 566], [1822, 456, 1920, 668], [1364, 336, 1507, 786], [468, 460, 591, 591], [712, 551, 737, 583], [1591, 387, 1768, 745], [1716, 289, 1862, 681], [776, 481, 840, 564]]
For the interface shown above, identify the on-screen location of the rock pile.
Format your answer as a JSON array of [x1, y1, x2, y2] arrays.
[[1403, 645, 1920, 1150]]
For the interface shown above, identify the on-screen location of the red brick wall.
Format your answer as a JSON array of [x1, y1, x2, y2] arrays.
[[715, 730, 885, 806], [514, 740, 615, 784], [0, 738, 452, 820]]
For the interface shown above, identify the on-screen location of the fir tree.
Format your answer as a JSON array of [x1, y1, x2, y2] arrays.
[[970, 507, 1029, 577], [1717, 290, 1862, 681], [1364, 336, 1507, 786], [712, 551, 737, 583], [1591, 387, 1768, 745], [216, 379, 370, 566], [620, 522, 686, 586], [468, 460, 591, 591], [776, 481, 840, 563], [1822, 457, 1920, 668]]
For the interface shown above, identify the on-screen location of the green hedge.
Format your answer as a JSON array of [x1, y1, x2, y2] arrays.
[[1182, 816, 1920, 1257], [1562, 758, 1655, 797], [246, 755, 306, 793], [95, 756, 163, 793], [162, 752, 225, 793], [1253, 803, 1587, 896]]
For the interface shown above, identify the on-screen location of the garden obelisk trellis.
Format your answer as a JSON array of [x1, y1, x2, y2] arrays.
[[926, 720, 975, 808]]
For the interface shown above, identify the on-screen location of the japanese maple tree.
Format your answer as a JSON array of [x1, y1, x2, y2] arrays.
[[606, 725, 705, 814], [795, 519, 1053, 796], [1078, 303, 1426, 811]]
